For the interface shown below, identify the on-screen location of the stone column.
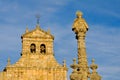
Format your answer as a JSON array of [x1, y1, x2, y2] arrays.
[[72, 11, 89, 80]]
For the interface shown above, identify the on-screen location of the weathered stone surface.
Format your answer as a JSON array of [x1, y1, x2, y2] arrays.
[[70, 11, 101, 80], [0, 24, 67, 80]]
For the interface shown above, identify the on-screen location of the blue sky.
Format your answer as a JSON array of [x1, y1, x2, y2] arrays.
[[0, 0, 120, 80]]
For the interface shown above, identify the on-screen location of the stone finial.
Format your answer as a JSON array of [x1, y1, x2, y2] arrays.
[[90, 59, 101, 80], [90, 59, 98, 72], [7, 58, 11, 66], [70, 58, 80, 80], [36, 24, 40, 29], [70, 58, 78, 70], [25, 26, 29, 33]]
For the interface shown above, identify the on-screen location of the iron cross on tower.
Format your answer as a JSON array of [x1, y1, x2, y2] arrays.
[[36, 14, 40, 25]]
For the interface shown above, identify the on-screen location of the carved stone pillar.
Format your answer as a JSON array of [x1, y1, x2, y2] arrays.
[[71, 11, 89, 80]]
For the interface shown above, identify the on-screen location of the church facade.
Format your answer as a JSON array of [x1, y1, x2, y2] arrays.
[[0, 24, 67, 80], [0, 11, 102, 80]]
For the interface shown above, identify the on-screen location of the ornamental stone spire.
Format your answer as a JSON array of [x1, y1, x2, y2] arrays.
[[70, 58, 79, 80], [70, 11, 89, 80], [25, 26, 29, 33], [7, 57, 11, 67], [70, 11, 102, 80], [90, 59, 101, 80]]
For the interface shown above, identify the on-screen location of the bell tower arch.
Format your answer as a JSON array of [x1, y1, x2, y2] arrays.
[[40, 44, 46, 54], [30, 43, 36, 53]]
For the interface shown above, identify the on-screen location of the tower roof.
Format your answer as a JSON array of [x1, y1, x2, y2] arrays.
[[21, 25, 54, 40]]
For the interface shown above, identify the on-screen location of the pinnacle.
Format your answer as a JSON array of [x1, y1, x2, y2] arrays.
[[36, 24, 40, 29], [90, 59, 98, 70], [25, 26, 29, 33]]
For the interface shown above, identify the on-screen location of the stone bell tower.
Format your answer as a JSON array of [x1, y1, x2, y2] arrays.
[[70, 11, 101, 80], [21, 24, 54, 56], [0, 18, 68, 80], [21, 16, 54, 56]]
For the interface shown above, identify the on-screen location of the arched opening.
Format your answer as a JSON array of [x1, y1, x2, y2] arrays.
[[30, 43, 36, 53], [40, 44, 46, 54]]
